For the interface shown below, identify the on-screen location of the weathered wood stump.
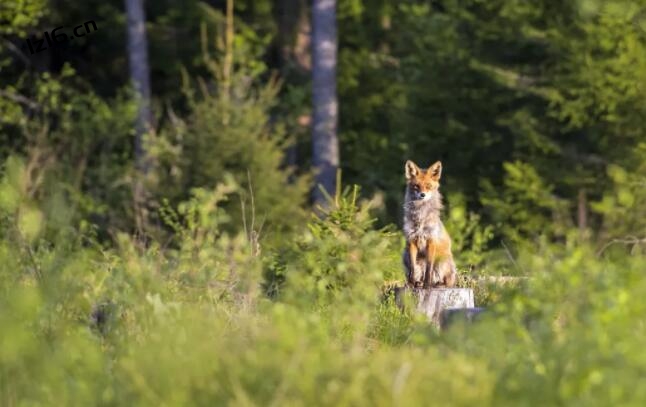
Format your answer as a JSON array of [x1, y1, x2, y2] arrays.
[[394, 287, 475, 328]]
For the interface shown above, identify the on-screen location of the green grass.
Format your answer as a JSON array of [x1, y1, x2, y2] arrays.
[[1, 169, 645, 406]]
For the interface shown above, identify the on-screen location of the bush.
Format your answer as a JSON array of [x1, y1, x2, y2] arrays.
[[264, 185, 401, 307], [156, 37, 310, 244], [3, 157, 646, 406]]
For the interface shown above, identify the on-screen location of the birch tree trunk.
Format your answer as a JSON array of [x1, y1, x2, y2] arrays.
[[125, 0, 152, 174], [125, 0, 152, 231], [311, 0, 339, 207]]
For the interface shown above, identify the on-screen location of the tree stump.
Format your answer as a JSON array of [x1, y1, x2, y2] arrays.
[[394, 287, 475, 328]]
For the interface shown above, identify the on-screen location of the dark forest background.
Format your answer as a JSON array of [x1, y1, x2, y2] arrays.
[[3, 0, 645, 252]]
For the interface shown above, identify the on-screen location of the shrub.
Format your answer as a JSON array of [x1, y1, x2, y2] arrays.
[[3, 157, 646, 406]]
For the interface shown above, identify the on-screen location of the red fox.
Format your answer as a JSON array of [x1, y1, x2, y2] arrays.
[[402, 160, 457, 288]]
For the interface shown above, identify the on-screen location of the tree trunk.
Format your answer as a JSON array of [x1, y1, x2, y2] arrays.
[[394, 287, 475, 328], [277, 0, 311, 73], [125, 0, 152, 233], [276, 0, 311, 173], [311, 0, 339, 207], [578, 188, 587, 237], [125, 0, 152, 174]]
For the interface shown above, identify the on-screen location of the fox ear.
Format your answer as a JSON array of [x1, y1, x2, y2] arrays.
[[405, 160, 419, 180], [429, 161, 442, 180]]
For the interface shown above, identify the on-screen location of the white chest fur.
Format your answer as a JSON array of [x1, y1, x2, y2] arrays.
[[403, 199, 444, 253], [404, 222, 442, 247]]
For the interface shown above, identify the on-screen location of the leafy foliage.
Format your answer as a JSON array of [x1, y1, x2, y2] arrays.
[[1, 158, 646, 405]]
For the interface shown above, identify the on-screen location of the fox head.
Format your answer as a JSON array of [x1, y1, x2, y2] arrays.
[[404, 160, 442, 202]]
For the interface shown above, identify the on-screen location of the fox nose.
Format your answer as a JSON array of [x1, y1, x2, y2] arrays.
[[419, 192, 425, 198]]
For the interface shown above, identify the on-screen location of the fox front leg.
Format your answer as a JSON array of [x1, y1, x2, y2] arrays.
[[423, 261, 434, 288], [425, 241, 438, 288], [407, 242, 421, 287]]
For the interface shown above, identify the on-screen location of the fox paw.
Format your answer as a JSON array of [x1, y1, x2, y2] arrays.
[[406, 279, 422, 288]]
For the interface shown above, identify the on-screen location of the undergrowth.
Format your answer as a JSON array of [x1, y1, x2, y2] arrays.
[[1, 157, 645, 406]]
